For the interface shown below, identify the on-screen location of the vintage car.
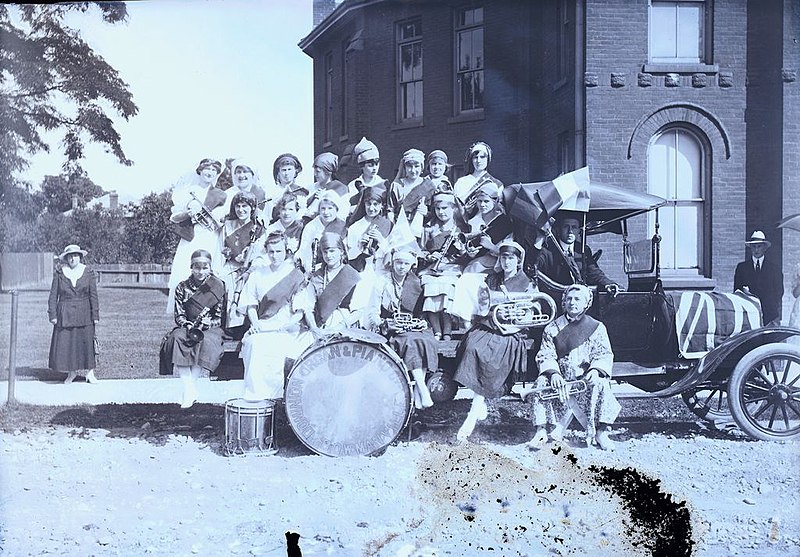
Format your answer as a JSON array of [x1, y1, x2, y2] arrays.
[[436, 179, 800, 442]]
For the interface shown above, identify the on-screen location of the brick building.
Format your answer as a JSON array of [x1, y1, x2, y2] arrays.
[[299, 0, 798, 307]]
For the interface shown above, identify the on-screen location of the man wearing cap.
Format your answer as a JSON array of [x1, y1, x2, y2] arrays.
[[535, 212, 620, 294], [734, 231, 784, 326]]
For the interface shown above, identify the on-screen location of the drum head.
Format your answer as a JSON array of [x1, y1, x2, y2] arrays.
[[336, 328, 387, 344], [285, 340, 412, 457]]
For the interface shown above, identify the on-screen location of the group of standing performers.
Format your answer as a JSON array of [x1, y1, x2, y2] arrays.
[[160, 140, 622, 450]]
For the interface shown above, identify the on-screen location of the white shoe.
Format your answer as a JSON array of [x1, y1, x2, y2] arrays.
[[550, 424, 564, 442], [474, 397, 488, 420], [526, 429, 547, 450], [595, 430, 616, 451], [85, 370, 98, 384], [180, 395, 196, 409], [456, 415, 477, 442], [63, 371, 77, 384]]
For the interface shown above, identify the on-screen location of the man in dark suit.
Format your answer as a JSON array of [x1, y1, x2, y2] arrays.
[[536, 212, 621, 293], [734, 230, 784, 326]]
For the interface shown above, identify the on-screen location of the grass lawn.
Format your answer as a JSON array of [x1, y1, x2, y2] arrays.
[[0, 288, 175, 381]]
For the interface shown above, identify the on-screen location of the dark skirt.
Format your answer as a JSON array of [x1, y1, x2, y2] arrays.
[[49, 325, 96, 372], [453, 325, 527, 398], [388, 329, 439, 372], [159, 326, 224, 374]]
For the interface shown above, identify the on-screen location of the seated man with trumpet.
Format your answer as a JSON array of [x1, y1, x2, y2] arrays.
[[367, 246, 437, 409], [160, 249, 226, 409], [528, 284, 620, 450], [454, 240, 552, 441]]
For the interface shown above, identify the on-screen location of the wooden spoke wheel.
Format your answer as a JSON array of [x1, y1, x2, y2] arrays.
[[727, 343, 800, 441], [681, 385, 731, 423]]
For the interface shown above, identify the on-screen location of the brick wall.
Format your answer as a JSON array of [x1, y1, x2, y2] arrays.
[[583, 0, 748, 291], [782, 0, 800, 323]]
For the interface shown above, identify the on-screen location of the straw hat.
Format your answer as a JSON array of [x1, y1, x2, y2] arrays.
[[58, 244, 87, 262], [745, 230, 771, 248]]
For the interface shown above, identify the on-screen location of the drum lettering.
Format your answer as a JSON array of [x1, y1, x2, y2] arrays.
[[328, 345, 341, 358], [362, 347, 375, 362], [343, 345, 351, 357]]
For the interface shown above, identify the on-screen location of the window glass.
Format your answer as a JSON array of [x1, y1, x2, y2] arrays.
[[648, 128, 705, 272], [650, 1, 705, 63], [456, 8, 484, 113], [397, 19, 423, 121]]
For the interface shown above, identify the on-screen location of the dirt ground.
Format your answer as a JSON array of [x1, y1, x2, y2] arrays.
[[0, 398, 798, 557]]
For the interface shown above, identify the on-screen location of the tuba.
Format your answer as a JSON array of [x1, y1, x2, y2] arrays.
[[185, 307, 211, 347], [488, 287, 557, 334], [188, 191, 222, 233], [524, 379, 587, 401]]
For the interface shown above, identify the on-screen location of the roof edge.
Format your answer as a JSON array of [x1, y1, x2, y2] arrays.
[[298, 0, 383, 53]]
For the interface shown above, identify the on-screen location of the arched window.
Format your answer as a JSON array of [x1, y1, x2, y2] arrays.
[[647, 127, 708, 275]]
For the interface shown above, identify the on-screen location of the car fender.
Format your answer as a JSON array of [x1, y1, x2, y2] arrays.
[[648, 325, 800, 397]]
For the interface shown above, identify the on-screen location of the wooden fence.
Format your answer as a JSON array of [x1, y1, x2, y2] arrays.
[[0, 252, 55, 290], [93, 264, 170, 286]]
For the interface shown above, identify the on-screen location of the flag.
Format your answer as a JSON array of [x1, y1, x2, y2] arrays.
[[502, 167, 588, 228], [674, 290, 762, 358], [375, 208, 417, 263]]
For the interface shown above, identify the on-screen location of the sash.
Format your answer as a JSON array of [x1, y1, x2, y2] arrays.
[[553, 315, 600, 359], [282, 220, 304, 241], [183, 275, 226, 322], [462, 172, 501, 209], [314, 264, 361, 324], [224, 221, 254, 260], [287, 183, 310, 197], [399, 272, 424, 314], [399, 177, 435, 214], [323, 218, 347, 237], [203, 186, 227, 210], [256, 268, 306, 320], [487, 271, 530, 293]]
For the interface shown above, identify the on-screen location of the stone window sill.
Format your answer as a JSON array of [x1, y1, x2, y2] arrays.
[[447, 109, 485, 125], [643, 63, 719, 74], [391, 119, 424, 131]]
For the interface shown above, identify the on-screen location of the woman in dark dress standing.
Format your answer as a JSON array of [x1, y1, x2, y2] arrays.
[[48, 244, 99, 384]]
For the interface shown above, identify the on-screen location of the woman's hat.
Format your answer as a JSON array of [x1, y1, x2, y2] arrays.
[[58, 244, 87, 262], [745, 230, 771, 247], [354, 137, 380, 163]]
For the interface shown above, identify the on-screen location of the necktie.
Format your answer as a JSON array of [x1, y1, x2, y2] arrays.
[[755, 260, 761, 272]]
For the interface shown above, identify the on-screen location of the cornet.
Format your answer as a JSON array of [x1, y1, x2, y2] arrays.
[[361, 224, 379, 256], [488, 289, 557, 334], [391, 310, 428, 333], [188, 191, 222, 233], [185, 307, 211, 347], [524, 379, 587, 401]]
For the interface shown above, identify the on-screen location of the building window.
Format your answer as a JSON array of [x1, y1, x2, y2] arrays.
[[649, 1, 708, 64], [455, 7, 484, 113], [397, 19, 423, 121], [558, 131, 572, 175], [324, 51, 334, 144], [647, 127, 707, 274], [556, 0, 571, 81], [341, 41, 349, 137]]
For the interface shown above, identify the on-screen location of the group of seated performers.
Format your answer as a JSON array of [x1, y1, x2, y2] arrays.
[[160, 140, 623, 450]]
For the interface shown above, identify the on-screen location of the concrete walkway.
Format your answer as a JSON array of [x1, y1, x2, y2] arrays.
[[0, 377, 648, 407], [0, 377, 245, 406]]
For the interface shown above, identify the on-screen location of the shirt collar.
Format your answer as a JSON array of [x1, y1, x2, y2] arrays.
[[559, 240, 575, 255], [752, 256, 764, 266]]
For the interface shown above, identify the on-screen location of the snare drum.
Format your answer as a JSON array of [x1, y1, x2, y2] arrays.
[[224, 398, 278, 456], [285, 337, 412, 457]]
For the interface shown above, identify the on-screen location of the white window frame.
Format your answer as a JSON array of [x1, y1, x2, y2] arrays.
[[648, 0, 710, 64], [397, 18, 423, 122], [455, 6, 484, 114]]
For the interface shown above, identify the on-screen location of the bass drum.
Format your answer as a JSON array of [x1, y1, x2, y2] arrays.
[[285, 336, 413, 457]]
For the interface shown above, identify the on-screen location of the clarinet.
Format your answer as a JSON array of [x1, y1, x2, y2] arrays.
[[432, 227, 459, 273]]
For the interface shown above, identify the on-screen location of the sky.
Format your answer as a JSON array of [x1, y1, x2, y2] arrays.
[[21, 0, 315, 201]]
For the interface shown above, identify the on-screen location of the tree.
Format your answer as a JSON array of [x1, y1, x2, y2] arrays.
[[0, 3, 138, 197], [124, 191, 179, 264], [40, 173, 105, 213]]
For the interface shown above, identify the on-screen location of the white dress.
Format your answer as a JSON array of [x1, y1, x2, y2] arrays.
[[238, 262, 305, 400], [166, 183, 225, 314]]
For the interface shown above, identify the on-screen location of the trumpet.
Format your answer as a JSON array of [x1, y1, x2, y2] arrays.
[[361, 224, 379, 256], [188, 192, 222, 233], [524, 379, 587, 401], [185, 307, 211, 347], [432, 227, 460, 273], [488, 289, 557, 334], [391, 310, 428, 333]]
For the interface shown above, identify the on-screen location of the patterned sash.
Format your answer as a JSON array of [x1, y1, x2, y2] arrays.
[[184, 275, 226, 322]]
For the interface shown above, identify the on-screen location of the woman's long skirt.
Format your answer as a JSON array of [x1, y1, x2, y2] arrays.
[[453, 326, 527, 398], [49, 324, 96, 372]]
